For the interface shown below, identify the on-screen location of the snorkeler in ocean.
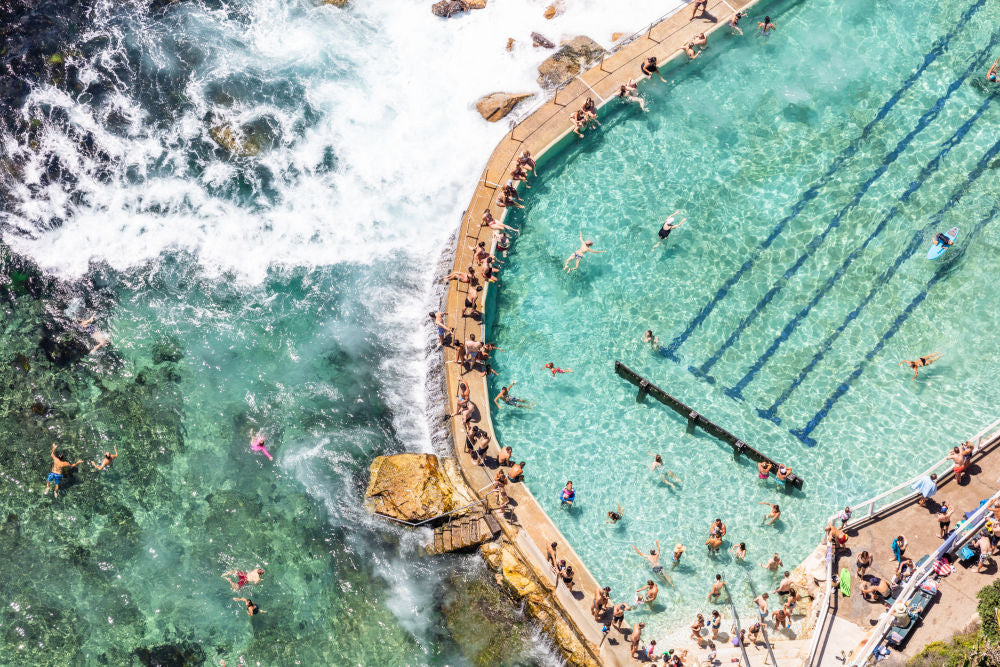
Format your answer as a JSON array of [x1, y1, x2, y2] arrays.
[[45, 443, 82, 498], [233, 597, 264, 616], [249, 429, 273, 461], [898, 352, 942, 380], [90, 445, 119, 471], [223, 567, 264, 591], [564, 231, 606, 272]]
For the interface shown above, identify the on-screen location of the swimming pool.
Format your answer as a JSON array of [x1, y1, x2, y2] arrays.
[[489, 0, 1000, 641]]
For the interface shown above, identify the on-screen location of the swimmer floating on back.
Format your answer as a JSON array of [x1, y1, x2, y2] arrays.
[[898, 352, 942, 380], [564, 231, 606, 272]]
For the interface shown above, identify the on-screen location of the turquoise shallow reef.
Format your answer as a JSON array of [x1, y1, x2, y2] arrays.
[[0, 244, 560, 665]]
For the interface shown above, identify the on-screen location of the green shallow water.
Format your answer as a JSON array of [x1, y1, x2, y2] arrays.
[[0, 252, 557, 665], [491, 0, 1000, 642]]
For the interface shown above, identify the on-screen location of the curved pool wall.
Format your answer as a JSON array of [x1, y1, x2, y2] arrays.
[[441, 0, 769, 660], [486, 0, 1000, 641]]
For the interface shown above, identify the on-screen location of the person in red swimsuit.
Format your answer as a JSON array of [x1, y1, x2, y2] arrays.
[[223, 567, 264, 591], [544, 362, 573, 376]]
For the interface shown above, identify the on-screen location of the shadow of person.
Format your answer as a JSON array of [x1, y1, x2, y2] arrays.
[[697, 10, 719, 23]]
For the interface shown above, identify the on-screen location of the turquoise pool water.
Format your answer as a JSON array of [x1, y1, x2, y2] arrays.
[[491, 0, 1000, 641]]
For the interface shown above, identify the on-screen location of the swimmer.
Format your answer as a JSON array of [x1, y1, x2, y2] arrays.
[[759, 502, 781, 525], [570, 109, 588, 137], [607, 503, 624, 524], [632, 539, 672, 583], [90, 444, 119, 471], [564, 232, 606, 272], [493, 381, 533, 409], [79, 314, 110, 354], [232, 597, 264, 616], [223, 568, 264, 591], [730, 542, 747, 561], [729, 11, 744, 35], [249, 429, 273, 461], [643, 330, 659, 348], [45, 443, 82, 498], [641, 56, 667, 83], [761, 553, 783, 571], [667, 543, 684, 566], [709, 518, 727, 539], [650, 211, 686, 251], [705, 535, 723, 554], [683, 41, 701, 60], [898, 352, 942, 379], [757, 460, 773, 481], [776, 464, 792, 482], [753, 593, 769, 619], [691, 32, 707, 48], [758, 15, 776, 34], [510, 163, 531, 188], [560, 480, 575, 507], [989, 58, 999, 82], [636, 579, 659, 604], [544, 362, 573, 376], [617, 81, 649, 112], [708, 574, 725, 601]]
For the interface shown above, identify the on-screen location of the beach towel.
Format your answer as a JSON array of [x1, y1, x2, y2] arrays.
[[910, 475, 937, 499], [892, 538, 904, 562], [932, 557, 952, 576], [839, 567, 851, 597]]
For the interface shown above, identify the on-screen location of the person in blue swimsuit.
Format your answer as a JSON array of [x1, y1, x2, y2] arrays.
[[493, 380, 533, 409], [45, 443, 82, 498], [560, 481, 575, 507]]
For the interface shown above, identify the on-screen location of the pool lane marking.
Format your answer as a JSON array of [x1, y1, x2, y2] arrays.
[[721, 77, 999, 399], [658, 0, 989, 363], [758, 98, 995, 425], [693, 41, 998, 388], [785, 139, 1000, 446]]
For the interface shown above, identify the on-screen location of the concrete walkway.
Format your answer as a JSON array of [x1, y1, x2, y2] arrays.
[[440, 0, 766, 664], [811, 433, 1000, 664]]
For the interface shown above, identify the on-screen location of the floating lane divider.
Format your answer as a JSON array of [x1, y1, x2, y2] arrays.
[[614, 361, 803, 490], [659, 0, 989, 363]]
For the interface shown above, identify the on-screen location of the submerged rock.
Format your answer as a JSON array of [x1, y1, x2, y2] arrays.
[[322, 0, 349, 6], [466, 0, 487, 8], [431, 0, 468, 18], [133, 642, 206, 666], [209, 124, 260, 157], [536, 36, 606, 88], [364, 453, 471, 522], [475, 92, 534, 122], [531, 32, 555, 49]]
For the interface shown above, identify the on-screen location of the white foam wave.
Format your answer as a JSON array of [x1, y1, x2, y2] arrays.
[[2, 0, 682, 281]]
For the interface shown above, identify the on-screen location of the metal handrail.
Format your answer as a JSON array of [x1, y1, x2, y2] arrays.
[[805, 416, 1000, 665], [742, 569, 779, 666], [850, 486, 1000, 666], [373, 487, 499, 528], [722, 579, 753, 667]]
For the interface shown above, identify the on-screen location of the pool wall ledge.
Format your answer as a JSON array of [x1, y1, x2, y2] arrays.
[[440, 0, 770, 664]]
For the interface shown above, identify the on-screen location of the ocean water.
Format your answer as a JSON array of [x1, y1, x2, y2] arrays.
[[491, 0, 1000, 643], [0, 0, 692, 663]]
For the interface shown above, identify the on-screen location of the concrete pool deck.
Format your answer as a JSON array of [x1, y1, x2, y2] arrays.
[[439, 0, 766, 664]]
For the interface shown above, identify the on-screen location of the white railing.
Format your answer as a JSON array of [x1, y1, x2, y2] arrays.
[[850, 486, 1000, 666], [805, 416, 1000, 666]]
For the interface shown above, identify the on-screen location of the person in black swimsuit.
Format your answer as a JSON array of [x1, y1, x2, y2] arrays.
[[898, 352, 942, 379], [641, 57, 667, 83], [691, 0, 708, 20], [561, 564, 575, 591], [650, 211, 686, 251], [856, 550, 873, 577]]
